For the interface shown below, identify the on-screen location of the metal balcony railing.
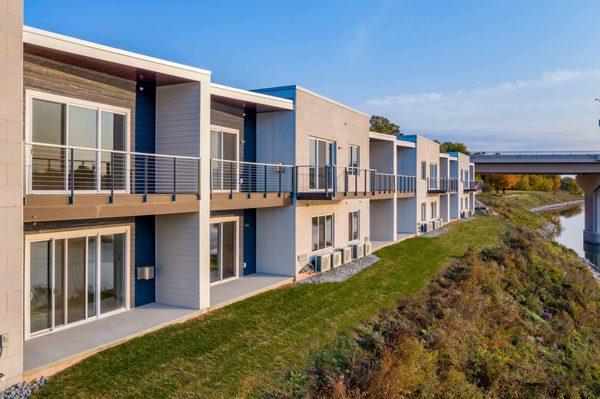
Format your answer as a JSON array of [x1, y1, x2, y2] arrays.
[[396, 175, 416, 193], [371, 172, 396, 193], [427, 177, 458, 193], [295, 165, 378, 196], [464, 180, 478, 192], [26, 142, 201, 202], [210, 159, 294, 197]]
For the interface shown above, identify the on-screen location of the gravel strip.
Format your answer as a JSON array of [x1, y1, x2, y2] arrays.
[[1, 378, 46, 399], [299, 255, 380, 284]]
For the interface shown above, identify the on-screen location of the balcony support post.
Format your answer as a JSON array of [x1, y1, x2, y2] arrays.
[[68, 147, 74, 205], [172, 157, 177, 201], [143, 155, 148, 203], [264, 164, 268, 198], [109, 152, 115, 204], [196, 158, 201, 200]]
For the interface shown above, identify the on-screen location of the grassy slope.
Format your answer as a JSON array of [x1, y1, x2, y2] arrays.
[[36, 218, 506, 398], [478, 190, 583, 230]]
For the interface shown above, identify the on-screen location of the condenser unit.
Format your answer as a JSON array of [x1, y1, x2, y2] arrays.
[[364, 242, 372, 256], [137, 266, 155, 280], [315, 254, 332, 272], [342, 246, 353, 263], [332, 251, 343, 268], [353, 243, 364, 259], [426, 222, 434, 232]]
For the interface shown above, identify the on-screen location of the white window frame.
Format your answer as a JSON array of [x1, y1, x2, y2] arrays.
[[431, 201, 437, 219], [311, 213, 334, 252], [210, 125, 240, 193], [420, 203, 427, 222], [348, 210, 360, 242], [25, 90, 131, 195], [209, 216, 240, 286], [421, 161, 427, 180], [24, 225, 131, 340]]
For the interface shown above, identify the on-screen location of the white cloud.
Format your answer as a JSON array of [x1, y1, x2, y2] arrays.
[[364, 69, 600, 151]]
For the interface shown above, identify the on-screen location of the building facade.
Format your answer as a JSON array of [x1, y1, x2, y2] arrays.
[[0, 17, 474, 387]]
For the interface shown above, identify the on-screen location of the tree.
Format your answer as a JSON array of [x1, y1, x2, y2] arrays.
[[484, 174, 517, 194], [370, 115, 401, 136], [438, 141, 469, 155], [561, 177, 582, 195]]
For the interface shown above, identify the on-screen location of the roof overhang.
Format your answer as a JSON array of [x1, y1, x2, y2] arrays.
[[440, 153, 450, 159], [369, 131, 396, 142], [396, 139, 416, 149], [23, 26, 211, 85], [211, 83, 294, 112]]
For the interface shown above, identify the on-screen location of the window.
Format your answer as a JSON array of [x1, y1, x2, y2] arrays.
[[421, 161, 427, 180], [431, 202, 437, 219], [348, 211, 360, 241], [348, 145, 360, 175], [421, 203, 427, 222], [429, 163, 438, 179], [312, 215, 334, 251], [28, 92, 129, 193], [309, 137, 336, 189]]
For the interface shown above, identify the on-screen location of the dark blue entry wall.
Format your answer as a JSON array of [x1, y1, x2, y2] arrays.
[[243, 209, 257, 275], [134, 78, 156, 307], [135, 216, 156, 306]]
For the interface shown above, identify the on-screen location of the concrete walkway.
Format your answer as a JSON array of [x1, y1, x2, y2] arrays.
[[24, 303, 199, 377]]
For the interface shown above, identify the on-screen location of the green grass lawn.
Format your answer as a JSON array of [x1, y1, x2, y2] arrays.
[[36, 217, 507, 398]]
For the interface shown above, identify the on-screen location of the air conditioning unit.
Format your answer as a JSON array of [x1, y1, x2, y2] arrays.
[[426, 222, 434, 232], [137, 266, 155, 280], [332, 251, 343, 268], [461, 211, 466, 219], [364, 242, 372, 256], [315, 254, 332, 272], [419, 223, 427, 233], [353, 243, 364, 259], [342, 246, 353, 264], [434, 219, 442, 229]]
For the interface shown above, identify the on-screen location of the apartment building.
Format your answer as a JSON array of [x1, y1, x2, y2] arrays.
[[0, 5, 474, 388]]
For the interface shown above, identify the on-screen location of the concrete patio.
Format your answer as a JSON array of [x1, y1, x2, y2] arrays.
[[24, 303, 199, 378], [210, 273, 294, 309], [24, 273, 295, 379]]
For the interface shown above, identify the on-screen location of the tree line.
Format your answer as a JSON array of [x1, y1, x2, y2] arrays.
[[480, 174, 581, 195]]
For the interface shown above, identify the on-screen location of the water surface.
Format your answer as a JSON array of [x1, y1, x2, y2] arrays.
[[546, 206, 599, 267]]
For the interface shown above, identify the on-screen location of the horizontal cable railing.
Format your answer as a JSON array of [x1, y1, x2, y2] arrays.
[[464, 180, 478, 191], [210, 159, 294, 197], [296, 165, 379, 196], [396, 175, 416, 193], [26, 142, 201, 201], [427, 177, 458, 193], [371, 172, 396, 193]]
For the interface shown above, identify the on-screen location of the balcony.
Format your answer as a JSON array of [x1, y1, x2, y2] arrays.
[[396, 175, 417, 197], [209, 159, 294, 210], [24, 142, 201, 222], [464, 180, 479, 192], [295, 166, 399, 200], [427, 177, 458, 194]]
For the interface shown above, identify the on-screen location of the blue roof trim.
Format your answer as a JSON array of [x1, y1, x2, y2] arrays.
[[252, 85, 297, 101]]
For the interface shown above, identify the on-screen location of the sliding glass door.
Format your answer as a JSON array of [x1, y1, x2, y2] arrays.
[[210, 129, 238, 191], [210, 220, 237, 284], [309, 137, 336, 190], [27, 230, 128, 338]]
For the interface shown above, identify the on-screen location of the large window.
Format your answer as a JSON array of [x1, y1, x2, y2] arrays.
[[431, 201, 437, 219], [312, 214, 334, 251], [309, 137, 336, 189], [348, 211, 360, 241], [28, 92, 129, 193], [210, 219, 237, 284], [348, 145, 360, 175], [26, 228, 128, 338]]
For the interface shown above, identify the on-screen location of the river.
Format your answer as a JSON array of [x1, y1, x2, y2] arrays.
[[545, 205, 599, 268]]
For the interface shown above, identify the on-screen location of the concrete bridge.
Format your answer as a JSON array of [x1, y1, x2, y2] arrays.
[[471, 151, 600, 245]]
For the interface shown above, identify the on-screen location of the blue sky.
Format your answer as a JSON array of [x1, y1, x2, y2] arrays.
[[25, 1, 600, 151]]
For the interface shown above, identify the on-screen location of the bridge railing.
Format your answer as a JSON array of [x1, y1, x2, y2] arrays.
[[472, 150, 600, 157]]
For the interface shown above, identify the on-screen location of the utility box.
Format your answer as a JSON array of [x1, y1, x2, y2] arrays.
[[137, 266, 155, 280]]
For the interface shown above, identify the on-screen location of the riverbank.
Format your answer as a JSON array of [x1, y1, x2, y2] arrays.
[[271, 191, 600, 398]]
